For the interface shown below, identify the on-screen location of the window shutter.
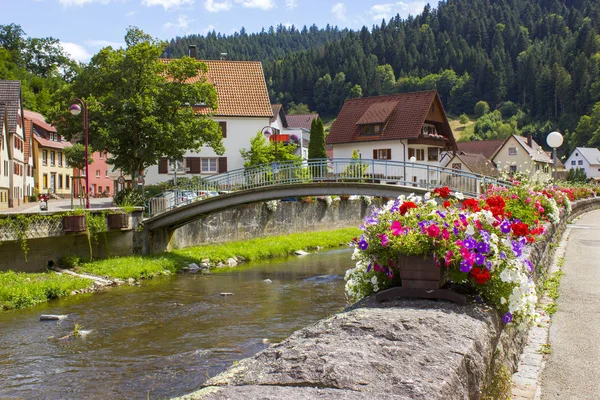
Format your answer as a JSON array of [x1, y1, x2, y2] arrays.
[[386, 149, 391, 160], [408, 148, 415, 159], [218, 157, 227, 173], [219, 122, 227, 138], [373, 149, 378, 159], [158, 157, 168, 174], [187, 157, 201, 174]]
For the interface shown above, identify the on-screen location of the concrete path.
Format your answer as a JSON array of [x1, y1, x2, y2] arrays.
[[0, 197, 115, 214], [540, 209, 600, 399]]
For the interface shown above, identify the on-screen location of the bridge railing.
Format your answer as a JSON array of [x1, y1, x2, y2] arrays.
[[147, 159, 510, 216]]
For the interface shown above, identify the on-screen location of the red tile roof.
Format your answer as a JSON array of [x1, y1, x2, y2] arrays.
[[286, 114, 319, 130], [23, 119, 32, 161], [0, 80, 21, 135], [456, 140, 504, 159], [24, 109, 71, 150], [356, 100, 398, 125], [162, 59, 273, 118], [327, 90, 456, 150], [33, 134, 72, 150], [455, 152, 498, 176]]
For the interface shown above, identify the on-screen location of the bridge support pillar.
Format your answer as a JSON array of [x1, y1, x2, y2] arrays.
[[144, 226, 175, 255]]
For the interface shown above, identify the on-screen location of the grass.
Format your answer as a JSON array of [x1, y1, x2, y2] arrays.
[[3, 227, 360, 311], [538, 343, 552, 355], [541, 268, 565, 316], [0, 270, 91, 310], [448, 117, 476, 141]]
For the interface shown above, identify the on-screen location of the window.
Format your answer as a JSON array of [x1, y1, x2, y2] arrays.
[[99, 152, 103, 159], [509, 165, 517, 173], [373, 149, 391, 160], [571, 160, 576, 165], [452, 163, 462, 170], [219, 121, 227, 138], [96, 170, 100, 177], [578, 160, 583, 165], [43, 174, 48, 189], [536, 164, 540, 171], [105, 170, 108, 178], [201, 158, 218, 172], [42, 150, 48, 165], [3, 161, 8, 176], [408, 148, 425, 161], [58, 152, 62, 167], [428, 147, 438, 161], [50, 151, 55, 166], [66, 175, 70, 189], [58, 174, 63, 189], [360, 124, 382, 136], [508, 147, 517, 156]]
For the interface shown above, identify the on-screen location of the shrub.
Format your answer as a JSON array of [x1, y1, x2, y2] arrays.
[[113, 189, 145, 207], [474, 101, 490, 118]]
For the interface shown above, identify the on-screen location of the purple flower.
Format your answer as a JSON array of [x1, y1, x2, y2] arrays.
[[500, 220, 511, 234], [475, 254, 486, 265], [366, 263, 372, 272], [416, 214, 421, 219], [502, 312, 513, 324], [460, 260, 472, 272], [499, 251, 507, 260], [358, 239, 368, 250], [476, 241, 490, 254], [524, 260, 533, 272], [485, 260, 493, 269], [463, 236, 476, 249], [436, 210, 447, 218], [379, 234, 390, 247], [453, 227, 460, 236], [479, 230, 490, 242], [365, 216, 378, 225], [512, 241, 523, 257]]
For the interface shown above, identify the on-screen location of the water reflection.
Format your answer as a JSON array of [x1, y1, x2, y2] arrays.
[[0, 249, 353, 399]]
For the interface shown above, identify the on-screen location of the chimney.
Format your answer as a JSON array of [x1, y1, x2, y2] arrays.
[[188, 45, 197, 59], [527, 134, 532, 148]]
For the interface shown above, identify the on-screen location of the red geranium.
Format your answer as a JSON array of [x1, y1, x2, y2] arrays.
[[399, 201, 418, 216], [462, 198, 481, 212], [434, 186, 451, 198], [470, 267, 491, 284], [484, 195, 506, 218], [511, 222, 530, 237], [443, 200, 451, 208]]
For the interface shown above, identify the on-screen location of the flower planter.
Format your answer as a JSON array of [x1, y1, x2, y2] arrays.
[[107, 213, 129, 229], [375, 254, 466, 305], [62, 215, 86, 233]]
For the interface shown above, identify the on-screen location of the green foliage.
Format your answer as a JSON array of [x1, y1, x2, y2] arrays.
[[459, 113, 470, 125], [567, 168, 588, 183], [0, 270, 91, 310], [113, 189, 145, 207], [474, 101, 490, 118], [64, 143, 94, 172], [498, 101, 521, 119], [60, 255, 81, 269], [308, 117, 327, 160], [341, 150, 368, 182], [85, 211, 107, 260], [241, 131, 274, 167], [480, 364, 512, 400], [286, 102, 311, 115]]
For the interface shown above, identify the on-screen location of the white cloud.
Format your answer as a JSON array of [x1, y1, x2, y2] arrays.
[[283, 21, 292, 29], [369, 1, 427, 21], [126, 10, 137, 16], [331, 2, 347, 22], [204, 0, 231, 12], [85, 40, 124, 48], [61, 42, 92, 63], [142, 0, 194, 10], [164, 15, 193, 30], [234, 0, 274, 10], [285, 0, 297, 9], [58, 0, 111, 5]]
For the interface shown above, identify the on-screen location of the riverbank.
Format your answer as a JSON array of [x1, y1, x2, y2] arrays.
[[0, 227, 359, 310]]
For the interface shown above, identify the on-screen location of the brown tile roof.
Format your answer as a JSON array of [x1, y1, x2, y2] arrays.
[[0, 80, 21, 135], [356, 100, 398, 125], [0, 103, 5, 134], [24, 110, 57, 132], [513, 135, 553, 163], [456, 140, 504, 160], [162, 59, 273, 118], [286, 114, 319, 130], [33, 133, 72, 150], [327, 90, 457, 150], [455, 152, 498, 176], [270, 104, 282, 123]]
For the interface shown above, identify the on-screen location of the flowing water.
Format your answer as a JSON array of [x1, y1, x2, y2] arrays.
[[0, 249, 353, 399]]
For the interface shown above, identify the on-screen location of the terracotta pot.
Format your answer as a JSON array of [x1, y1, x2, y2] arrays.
[[62, 215, 86, 232], [398, 254, 446, 289], [107, 213, 129, 229]]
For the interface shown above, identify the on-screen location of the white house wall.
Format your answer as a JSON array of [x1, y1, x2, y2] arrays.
[[564, 149, 600, 179], [144, 116, 270, 186], [492, 136, 551, 180]]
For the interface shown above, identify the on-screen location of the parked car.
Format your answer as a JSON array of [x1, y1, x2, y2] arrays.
[[199, 190, 219, 199], [178, 190, 198, 204]]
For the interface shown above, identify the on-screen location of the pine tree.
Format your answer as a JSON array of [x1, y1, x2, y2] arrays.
[[308, 118, 327, 160]]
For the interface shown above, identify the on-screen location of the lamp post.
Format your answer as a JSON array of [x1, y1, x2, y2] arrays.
[[69, 99, 90, 209], [261, 126, 278, 162], [546, 131, 563, 183]]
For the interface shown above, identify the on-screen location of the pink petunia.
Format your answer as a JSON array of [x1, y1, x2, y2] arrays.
[[427, 224, 440, 238], [390, 220, 403, 236]]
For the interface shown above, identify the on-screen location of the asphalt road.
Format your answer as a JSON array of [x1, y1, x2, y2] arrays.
[[540, 209, 600, 399]]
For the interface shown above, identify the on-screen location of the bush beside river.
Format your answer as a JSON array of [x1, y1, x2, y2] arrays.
[[0, 228, 359, 310]]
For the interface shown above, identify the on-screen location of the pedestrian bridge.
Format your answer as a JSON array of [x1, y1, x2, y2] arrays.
[[145, 158, 508, 231]]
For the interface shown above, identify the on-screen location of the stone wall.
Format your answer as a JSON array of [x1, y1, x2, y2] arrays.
[[150, 199, 376, 252], [175, 197, 600, 400]]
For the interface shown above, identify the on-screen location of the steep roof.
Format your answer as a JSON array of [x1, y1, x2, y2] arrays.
[[456, 140, 504, 160], [270, 104, 288, 127], [0, 103, 5, 134], [573, 147, 600, 165], [454, 152, 498, 177], [162, 59, 273, 118], [24, 109, 57, 132], [513, 135, 553, 163], [286, 114, 319, 130], [326, 90, 457, 150], [0, 80, 21, 135]]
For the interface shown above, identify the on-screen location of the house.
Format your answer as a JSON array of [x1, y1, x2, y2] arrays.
[[144, 58, 273, 186], [326, 90, 457, 185], [564, 147, 600, 180], [24, 110, 73, 198], [0, 104, 9, 209], [491, 135, 553, 178], [0, 80, 28, 207], [268, 105, 310, 160], [442, 152, 498, 177], [440, 139, 505, 164]]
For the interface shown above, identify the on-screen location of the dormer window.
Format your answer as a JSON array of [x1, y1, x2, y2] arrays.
[[361, 124, 382, 136]]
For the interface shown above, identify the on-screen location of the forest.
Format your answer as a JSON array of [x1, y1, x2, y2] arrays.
[[166, 0, 600, 156]]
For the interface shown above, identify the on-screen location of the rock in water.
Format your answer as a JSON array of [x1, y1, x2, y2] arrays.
[[40, 315, 68, 321], [220, 292, 234, 296], [227, 258, 238, 267], [182, 263, 201, 273], [295, 250, 309, 256], [263, 279, 273, 284]]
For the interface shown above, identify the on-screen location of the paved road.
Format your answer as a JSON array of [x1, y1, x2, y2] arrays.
[[0, 197, 115, 214], [540, 209, 600, 399]]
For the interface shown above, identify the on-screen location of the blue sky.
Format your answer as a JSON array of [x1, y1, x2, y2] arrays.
[[2, 0, 428, 63]]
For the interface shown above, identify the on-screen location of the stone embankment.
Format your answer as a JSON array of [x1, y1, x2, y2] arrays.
[[175, 197, 600, 400]]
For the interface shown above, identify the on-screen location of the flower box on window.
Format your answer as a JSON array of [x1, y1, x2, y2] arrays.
[[107, 213, 129, 229], [62, 215, 86, 232]]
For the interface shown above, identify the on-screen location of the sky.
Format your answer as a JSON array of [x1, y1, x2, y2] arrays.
[[1, 0, 428, 63]]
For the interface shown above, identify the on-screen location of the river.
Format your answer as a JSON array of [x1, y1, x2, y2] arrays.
[[0, 249, 353, 399]]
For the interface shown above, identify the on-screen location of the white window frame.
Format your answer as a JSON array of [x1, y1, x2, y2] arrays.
[[201, 158, 218, 173]]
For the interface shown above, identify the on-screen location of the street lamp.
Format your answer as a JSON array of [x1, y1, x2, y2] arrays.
[[69, 99, 90, 209], [546, 131, 563, 183], [261, 125, 278, 162]]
